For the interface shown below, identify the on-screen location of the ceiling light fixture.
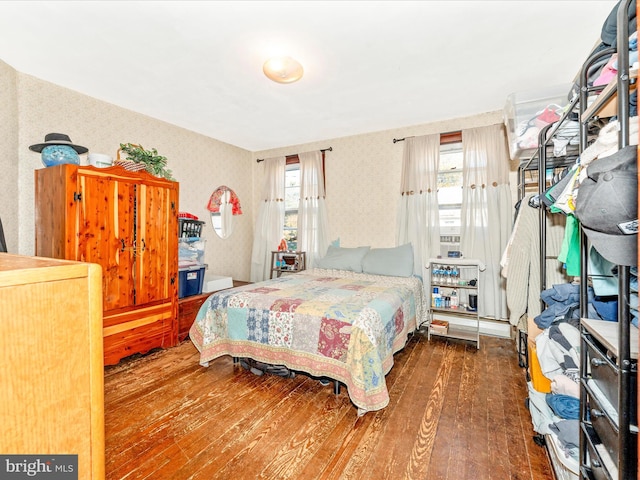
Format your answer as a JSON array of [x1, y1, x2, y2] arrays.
[[263, 56, 304, 84]]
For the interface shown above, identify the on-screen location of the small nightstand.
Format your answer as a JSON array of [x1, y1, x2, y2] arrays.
[[270, 251, 306, 279]]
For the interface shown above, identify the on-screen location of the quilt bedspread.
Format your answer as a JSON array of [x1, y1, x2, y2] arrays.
[[189, 268, 427, 413]]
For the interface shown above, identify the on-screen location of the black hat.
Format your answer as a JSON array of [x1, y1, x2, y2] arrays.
[[574, 145, 638, 266], [29, 133, 88, 154]]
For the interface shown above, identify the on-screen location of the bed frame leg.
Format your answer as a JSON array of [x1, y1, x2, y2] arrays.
[[334, 381, 340, 395]]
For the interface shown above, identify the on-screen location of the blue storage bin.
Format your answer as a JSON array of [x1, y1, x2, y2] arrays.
[[179, 265, 206, 298]]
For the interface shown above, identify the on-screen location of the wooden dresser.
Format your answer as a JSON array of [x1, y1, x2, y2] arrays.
[[178, 292, 211, 342], [34, 164, 179, 365], [0, 253, 104, 479]]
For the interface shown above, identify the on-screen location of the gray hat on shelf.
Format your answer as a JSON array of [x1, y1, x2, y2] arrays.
[[29, 133, 88, 154], [575, 145, 638, 267]]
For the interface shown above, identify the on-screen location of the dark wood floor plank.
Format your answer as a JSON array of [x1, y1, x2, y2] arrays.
[[104, 332, 553, 480], [174, 374, 317, 478], [485, 339, 520, 480], [301, 334, 425, 480], [424, 340, 465, 480], [211, 379, 354, 479], [334, 332, 444, 479], [106, 355, 277, 478], [444, 339, 479, 479], [295, 335, 424, 479], [402, 340, 457, 480], [341, 332, 441, 479]]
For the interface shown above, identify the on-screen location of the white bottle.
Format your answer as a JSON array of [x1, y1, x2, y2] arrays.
[[450, 289, 458, 309], [452, 266, 459, 284]]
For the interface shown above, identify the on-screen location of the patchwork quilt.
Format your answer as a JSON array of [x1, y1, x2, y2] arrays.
[[189, 268, 427, 413]]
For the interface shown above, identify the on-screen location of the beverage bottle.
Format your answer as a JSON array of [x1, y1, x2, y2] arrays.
[[450, 289, 458, 309]]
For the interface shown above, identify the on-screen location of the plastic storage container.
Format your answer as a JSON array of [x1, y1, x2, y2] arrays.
[[179, 218, 205, 238], [203, 274, 233, 293], [179, 265, 206, 298], [178, 237, 206, 268], [503, 83, 571, 160]]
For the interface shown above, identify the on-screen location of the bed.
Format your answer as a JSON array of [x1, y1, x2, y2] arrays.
[[189, 250, 427, 414]]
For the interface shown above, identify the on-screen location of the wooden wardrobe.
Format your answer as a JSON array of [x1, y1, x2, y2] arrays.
[[35, 164, 179, 365]]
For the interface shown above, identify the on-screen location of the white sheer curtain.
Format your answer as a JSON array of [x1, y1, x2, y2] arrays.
[[250, 156, 286, 282], [460, 124, 512, 320], [396, 135, 441, 285], [297, 150, 330, 268]]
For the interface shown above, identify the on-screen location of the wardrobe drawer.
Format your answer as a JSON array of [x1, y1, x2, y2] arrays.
[[589, 394, 619, 463], [582, 424, 615, 480], [585, 335, 618, 407]]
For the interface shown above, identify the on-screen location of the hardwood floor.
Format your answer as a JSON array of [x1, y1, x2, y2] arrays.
[[104, 330, 553, 479]]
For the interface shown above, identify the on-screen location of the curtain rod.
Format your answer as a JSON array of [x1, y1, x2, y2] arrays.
[[256, 147, 332, 163], [393, 130, 462, 143]]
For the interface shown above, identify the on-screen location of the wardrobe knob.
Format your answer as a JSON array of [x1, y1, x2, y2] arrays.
[[591, 408, 605, 418], [591, 358, 606, 367]]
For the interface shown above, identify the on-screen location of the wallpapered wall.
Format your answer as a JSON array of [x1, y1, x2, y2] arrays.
[[0, 61, 19, 252], [3, 66, 254, 281], [1, 60, 521, 282], [252, 111, 516, 253]]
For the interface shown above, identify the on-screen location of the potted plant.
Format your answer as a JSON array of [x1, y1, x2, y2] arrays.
[[118, 143, 175, 180]]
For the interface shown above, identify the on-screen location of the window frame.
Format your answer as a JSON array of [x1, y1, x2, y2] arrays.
[[282, 153, 326, 251], [438, 132, 463, 238]]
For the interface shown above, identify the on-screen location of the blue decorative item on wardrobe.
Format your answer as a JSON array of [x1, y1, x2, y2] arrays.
[[40, 145, 80, 167], [29, 132, 88, 167]]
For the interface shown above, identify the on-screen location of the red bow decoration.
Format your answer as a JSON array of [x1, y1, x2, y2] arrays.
[[206, 186, 243, 215]]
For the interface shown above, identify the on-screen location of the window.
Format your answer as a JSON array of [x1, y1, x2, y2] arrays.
[[281, 152, 326, 252], [437, 140, 463, 240], [284, 162, 300, 251]]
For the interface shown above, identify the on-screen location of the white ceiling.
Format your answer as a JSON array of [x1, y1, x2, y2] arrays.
[[0, 1, 617, 152]]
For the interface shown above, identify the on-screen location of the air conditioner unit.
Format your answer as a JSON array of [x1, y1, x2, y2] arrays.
[[439, 235, 461, 258]]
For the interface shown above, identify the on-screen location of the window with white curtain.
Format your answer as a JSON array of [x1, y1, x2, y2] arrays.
[[282, 153, 328, 252], [284, 162, 300, 250], [437, 141, 463, 239], [396, 126, 510, 321]]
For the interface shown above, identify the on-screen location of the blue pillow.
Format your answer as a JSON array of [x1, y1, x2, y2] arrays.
[[316, 245, 370, 272], [362, 243, 414, 277]]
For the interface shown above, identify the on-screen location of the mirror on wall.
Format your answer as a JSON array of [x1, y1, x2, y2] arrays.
[[206, 185, 242, 239]]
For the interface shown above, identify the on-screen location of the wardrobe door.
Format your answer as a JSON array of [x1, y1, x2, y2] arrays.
[[34, 164, 78, 260], [134, 181, 179, 306], [77, 171, 136, 312]]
